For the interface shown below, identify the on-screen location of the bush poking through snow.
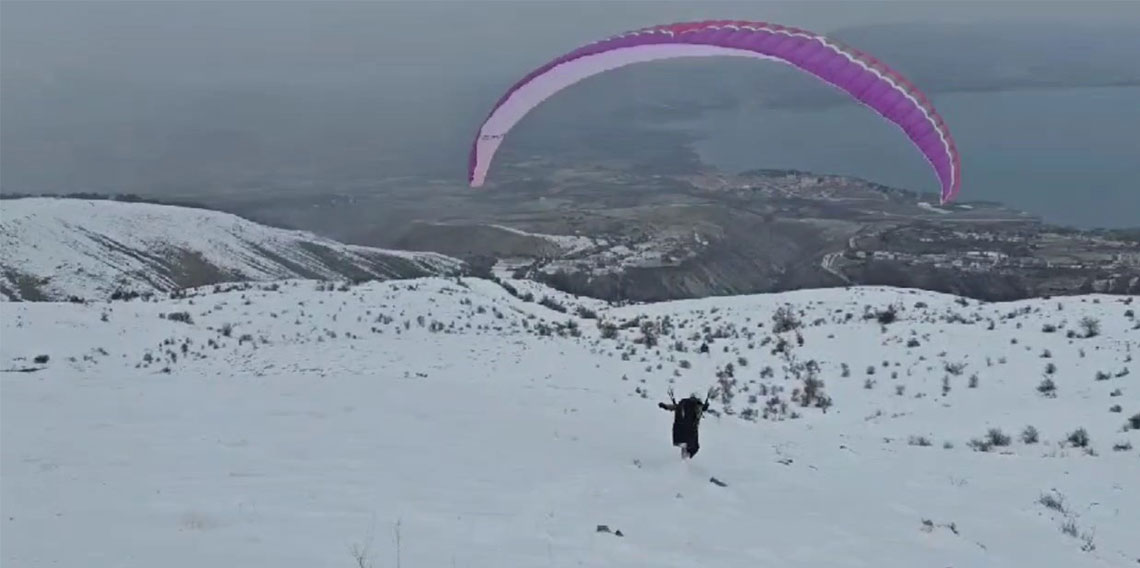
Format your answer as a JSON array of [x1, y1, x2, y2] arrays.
[[969, 428, 1011, 452], [1078, 316, 1101, 338], [539, 296, 567, 313], [1127, 413, 1140, 431], [875, 304, 899, 325], [1066, 428, 1090, 448], [1039, 491, 1066, 513], [797, 371, 829, 410], [1037, 378, 1057, 398], [575, 306, 598, 319], [771, 305, 801, 334], [987, 428, 1012, 447], [349, 541, 373, 568], [166, 311, 193, 324], [1021, 425, 1039, 444], [597, 321, 618, 340]]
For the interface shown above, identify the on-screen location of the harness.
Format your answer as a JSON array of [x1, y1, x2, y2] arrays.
[[678, 398, 704, 421]]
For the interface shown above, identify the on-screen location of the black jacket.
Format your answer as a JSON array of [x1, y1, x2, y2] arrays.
[[659, 396, 709, 445]]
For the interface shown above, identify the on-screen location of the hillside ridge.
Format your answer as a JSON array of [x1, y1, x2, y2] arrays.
[[0, 197, 464, 301]]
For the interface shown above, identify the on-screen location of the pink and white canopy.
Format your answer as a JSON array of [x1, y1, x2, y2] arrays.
[[468, 20, 962, 204]]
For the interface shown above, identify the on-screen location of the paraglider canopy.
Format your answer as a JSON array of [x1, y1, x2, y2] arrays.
[[468, 20, 961, 204]]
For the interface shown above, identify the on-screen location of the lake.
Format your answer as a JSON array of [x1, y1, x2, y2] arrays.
[[666, 86, 1139, 229]]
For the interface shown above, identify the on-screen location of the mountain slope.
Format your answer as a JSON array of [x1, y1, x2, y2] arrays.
[[2, 277, 1137, 567], [0, 197, 463, 301], [319, 166, 1139, 304]]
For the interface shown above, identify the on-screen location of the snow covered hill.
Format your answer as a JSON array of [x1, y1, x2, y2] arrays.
[[0, 197, 463, 301], [2, 277, 1137, 567]]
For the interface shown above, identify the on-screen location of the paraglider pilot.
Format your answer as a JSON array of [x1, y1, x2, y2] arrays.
[[658, 387, 715, 459]]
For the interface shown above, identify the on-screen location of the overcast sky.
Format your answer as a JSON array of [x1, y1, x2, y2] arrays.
[[5, 1, 1138, 88], [2, 1, 1138, 196]]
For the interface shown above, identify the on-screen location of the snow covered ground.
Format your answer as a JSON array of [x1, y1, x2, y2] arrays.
[[485, 223, 708, 280], [487, 224, 599, 255], [0, 198, 461, 301], [2, 278, 1137, 567]]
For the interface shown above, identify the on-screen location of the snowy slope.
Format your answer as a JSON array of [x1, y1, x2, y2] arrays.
[[487, 223, 599, 255], [2, 278, 1138, 567], [0, 198, 463, 301]]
